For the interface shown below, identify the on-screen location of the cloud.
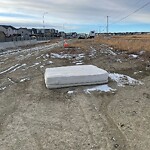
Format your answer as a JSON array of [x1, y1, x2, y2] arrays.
[[0, 0, 150, 32]]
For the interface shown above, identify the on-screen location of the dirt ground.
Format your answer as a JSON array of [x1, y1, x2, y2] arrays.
[[0, 39, 150, 150]]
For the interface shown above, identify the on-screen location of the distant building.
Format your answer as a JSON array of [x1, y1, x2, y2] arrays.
[[59, 31, 66, 38], [37, 29, 45, 34], [17, 28, 31, 37], [0, 25, 17, 37], [0, 31, 6, 42], [31, 28, 38, 35]]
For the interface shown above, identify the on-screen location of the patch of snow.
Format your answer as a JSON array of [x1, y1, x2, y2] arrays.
[[109, 73, 143, 87], [40, 65, 44, 68], [134, 71, 143, 75], [8, 78, 15, 84], [89, 47, 97, 57], [116, 59, 122, 63], [76, 62, 83, 65], [75, 54, 85, 60], [129, 54, 138, 58], [0, 64, 20, 75], [20, 77, 30, 82], [139, 51, 145, 55], [10, 64, 26, 73], [84, 84, 116, 94], [47, 61, 53, 64], [0, 62, 4, 64], [107, 49, 117, 56], [51, 53, 71, 59], [46, 54, 49, 58], [73, 60, 83, 65], [36, 54, 44, 59], [0, 86, 7, 91], [0, 41, 62, 57], [100, 48, 117, 56], [51, 53, 85, 61], [27, 62, 41, 69], [67, 91, 74, 94]]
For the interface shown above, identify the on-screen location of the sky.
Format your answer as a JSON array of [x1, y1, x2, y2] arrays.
[[0, 0, 150, 33]]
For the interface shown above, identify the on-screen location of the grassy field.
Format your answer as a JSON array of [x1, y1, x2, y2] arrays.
[[94, 34, 150, 52]]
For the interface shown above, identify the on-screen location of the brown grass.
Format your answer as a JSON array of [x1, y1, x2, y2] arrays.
[[94, 35, 150, 52], [69, 39, 92, 50]]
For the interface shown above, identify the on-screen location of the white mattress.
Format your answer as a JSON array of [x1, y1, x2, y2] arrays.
[[44, 65, 108, 88]]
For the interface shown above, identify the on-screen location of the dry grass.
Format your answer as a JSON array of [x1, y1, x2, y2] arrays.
[[94, 35, 150, 52], [69, 39, 93, 50]]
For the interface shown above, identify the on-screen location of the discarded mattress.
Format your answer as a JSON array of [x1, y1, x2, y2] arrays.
[[45, 65, 108, 88]]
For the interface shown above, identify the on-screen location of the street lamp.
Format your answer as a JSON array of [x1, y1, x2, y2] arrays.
[[43, 12, 48, 35]]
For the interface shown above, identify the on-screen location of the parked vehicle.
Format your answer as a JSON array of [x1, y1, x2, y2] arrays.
[[77, 33, 87, 39], [88, 31, 95, 38]]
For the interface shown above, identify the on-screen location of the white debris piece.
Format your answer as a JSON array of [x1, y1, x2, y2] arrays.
[[84, 84, 116, 94], [45, 65, 108, 88], [109, 73, 143, 87]]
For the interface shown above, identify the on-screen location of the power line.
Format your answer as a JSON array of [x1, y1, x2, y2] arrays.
[[113, 1, 150, 24]]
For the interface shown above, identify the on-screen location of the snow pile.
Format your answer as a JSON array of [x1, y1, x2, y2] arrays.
[[109, 73, 143, 87], [84, 84, 116, 94]]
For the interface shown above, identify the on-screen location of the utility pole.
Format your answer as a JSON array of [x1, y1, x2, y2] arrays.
[[106, 16, 109, 34]]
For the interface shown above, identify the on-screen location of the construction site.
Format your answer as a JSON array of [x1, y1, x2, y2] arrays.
[[0, 35, 150, 150]]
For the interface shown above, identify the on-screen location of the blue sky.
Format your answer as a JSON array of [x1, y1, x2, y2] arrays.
[[0, 0, 150, 33]]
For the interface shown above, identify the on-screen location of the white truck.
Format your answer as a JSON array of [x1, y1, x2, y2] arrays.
[[88, 31, 95, 38]]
